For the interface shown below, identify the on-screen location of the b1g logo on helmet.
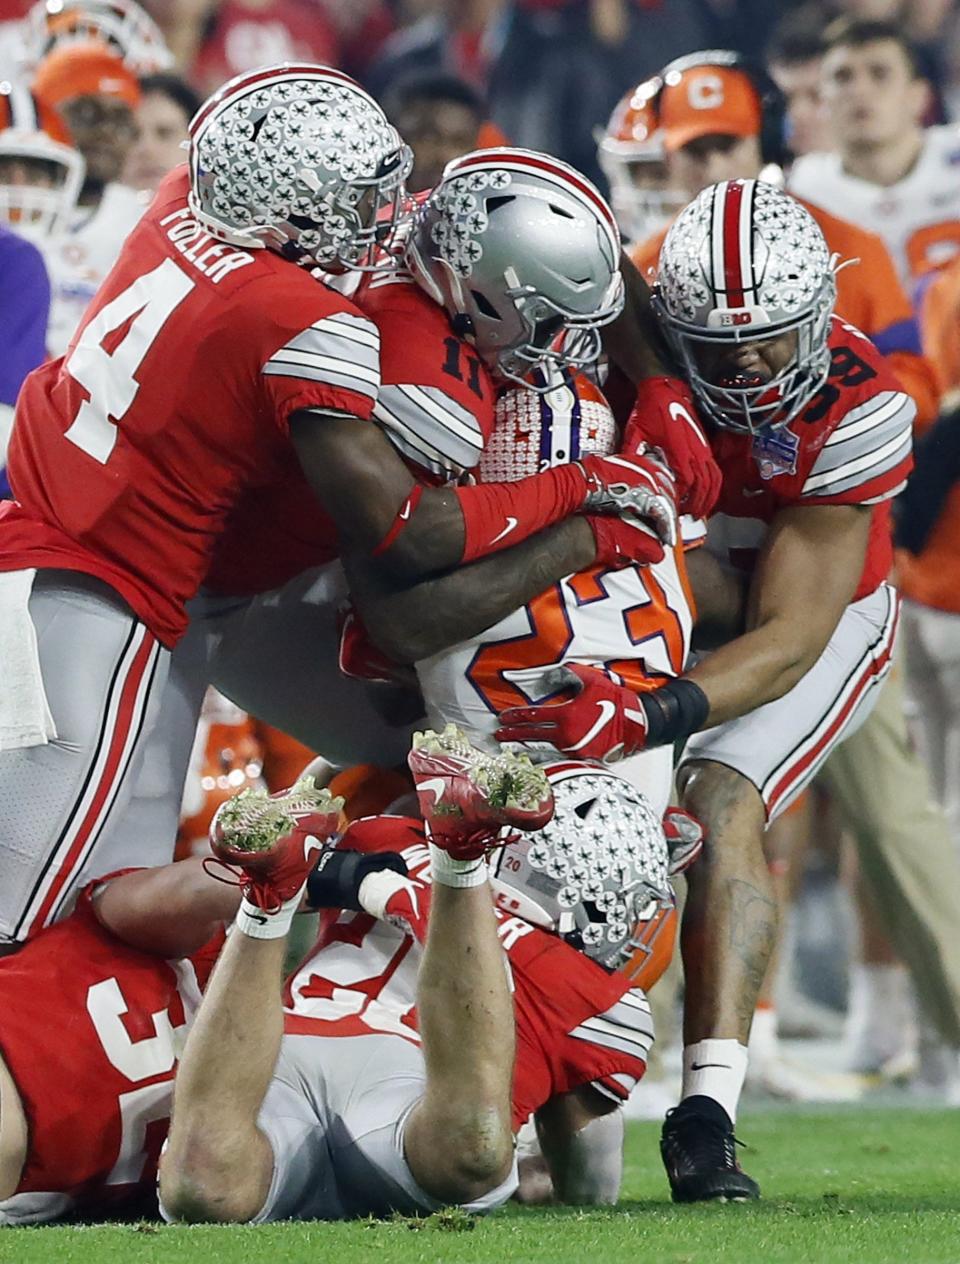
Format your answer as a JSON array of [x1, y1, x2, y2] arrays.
[[707, 305, 768, 330]]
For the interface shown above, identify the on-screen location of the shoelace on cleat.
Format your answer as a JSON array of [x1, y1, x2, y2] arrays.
[[200, 856, 285, 914], [662, 1112, 746, 1175], [440, 826, 521, 861]]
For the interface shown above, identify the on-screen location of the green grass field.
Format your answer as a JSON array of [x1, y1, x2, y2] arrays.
[[3, 1108, 958, 1264]]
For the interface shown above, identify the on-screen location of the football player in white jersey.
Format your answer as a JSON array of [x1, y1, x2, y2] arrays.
[[31, 39, 146, 354], [788, 16, 960, 287]]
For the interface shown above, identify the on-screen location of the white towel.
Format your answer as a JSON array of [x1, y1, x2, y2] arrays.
[[0, 568, 58, 751]]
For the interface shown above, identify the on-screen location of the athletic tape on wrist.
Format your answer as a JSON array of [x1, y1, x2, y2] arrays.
[[235, 891, 302, 940], [640, 678, 710, 748], [428, 842, 489, 888]]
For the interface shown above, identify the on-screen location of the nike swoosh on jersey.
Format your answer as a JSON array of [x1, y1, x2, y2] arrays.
[[399, 498, 414, 520], [567, 699, 617, 752], [489, 516, 518, 545], [690, 1062, 732, 1070]]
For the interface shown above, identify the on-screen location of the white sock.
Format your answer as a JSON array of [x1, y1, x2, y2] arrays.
[[234, 889, 302, 940], [681, 1040, 749, 1124], [428, 841, 488, 888]]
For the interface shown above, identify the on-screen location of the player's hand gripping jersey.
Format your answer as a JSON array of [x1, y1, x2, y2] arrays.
[[0, 168, 382, 645], [284, 816, 654, 1126], [204, 266, 497, 598], [416, 373, 697, 746], [0, 876, 221, 1224], [705, 318, 915, 600]]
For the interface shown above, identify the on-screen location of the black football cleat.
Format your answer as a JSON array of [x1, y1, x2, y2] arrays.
[[660, 1098, 760, 1203]]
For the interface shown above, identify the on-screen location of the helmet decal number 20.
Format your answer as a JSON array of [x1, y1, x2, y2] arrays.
[[64, 258, 194, 464]]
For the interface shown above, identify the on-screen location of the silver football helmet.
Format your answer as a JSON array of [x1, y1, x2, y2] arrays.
[[653, 179, 837, 434], [188, 63, 413, 271], [21, 0, 172, 73], [488, 763, 672, 972], [406, 147, 624, 391]]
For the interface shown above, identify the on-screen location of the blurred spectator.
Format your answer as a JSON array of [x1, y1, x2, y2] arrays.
[[369, 0, 720, 187], [122, 71, 199, 192], [32, 40, 146, 354], [157, 0, 341, 98], [766, 6, 833, 158], [788, 17, 960, 285], [367, 0, 507, 98], [0, 224, 49, 499], [383, 70, 486, 192]]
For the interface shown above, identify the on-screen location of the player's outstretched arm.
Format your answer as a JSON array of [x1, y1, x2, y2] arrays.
[[290, 411, 673, 583], [534, 1086, 625, 1206], [92, 858, 241, 958], [342, 518, 596, 664], [497, 504, 872, 760], [682, 502, 873, 727]]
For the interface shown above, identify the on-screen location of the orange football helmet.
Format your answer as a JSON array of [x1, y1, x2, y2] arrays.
[[0, 79, 84, 240], [597, 77, 685, 244], [21, 0, 172, 74]]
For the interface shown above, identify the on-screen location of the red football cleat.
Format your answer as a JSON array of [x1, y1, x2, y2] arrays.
[[209, 778, 344, 912], [408, 724, 554, 860]]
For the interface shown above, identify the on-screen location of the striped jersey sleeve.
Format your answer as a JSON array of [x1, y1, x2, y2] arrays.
[[801, 389, 915, 505], [260, 310, 381, 427], [373, 383, 484, 480], [568, 987, 654, 1103]]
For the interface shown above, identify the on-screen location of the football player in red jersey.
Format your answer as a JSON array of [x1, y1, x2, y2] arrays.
[[0, 66, 672, 947], [93, 147, 704, 898], [160, 731, 671, 1223], [0, 732, 672, 1223], [496, 180, 915, 1202]]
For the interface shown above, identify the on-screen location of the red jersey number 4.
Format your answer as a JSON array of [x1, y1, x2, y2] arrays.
[[64, 260, 194, 465]]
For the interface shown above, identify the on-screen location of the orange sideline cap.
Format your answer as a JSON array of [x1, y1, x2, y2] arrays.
[[33, 41, 141, 111], [659, 64, 761, 153]]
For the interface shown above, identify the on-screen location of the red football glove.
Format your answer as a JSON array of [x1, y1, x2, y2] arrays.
[[622, 378, 722, 521], [586, 513, 665, 568], [578, 450, 678, 549], [495, 662, 649, 762]]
